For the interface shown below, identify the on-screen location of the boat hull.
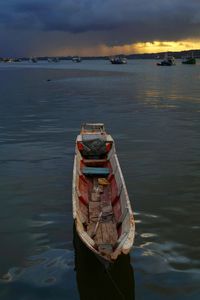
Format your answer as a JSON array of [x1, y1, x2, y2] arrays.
[[72, 124, 135, 262]]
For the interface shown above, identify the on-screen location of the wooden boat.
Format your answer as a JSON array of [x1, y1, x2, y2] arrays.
[[72, 123, 135, 262]]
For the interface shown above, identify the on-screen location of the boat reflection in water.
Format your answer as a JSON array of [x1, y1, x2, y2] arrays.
[[73, 225, 135, 300]]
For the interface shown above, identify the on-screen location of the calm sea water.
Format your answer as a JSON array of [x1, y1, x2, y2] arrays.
[[0, 60, 200, 300]]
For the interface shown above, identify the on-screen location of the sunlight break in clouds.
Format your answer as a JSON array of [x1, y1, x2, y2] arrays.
[[52, 39, 200, 57]]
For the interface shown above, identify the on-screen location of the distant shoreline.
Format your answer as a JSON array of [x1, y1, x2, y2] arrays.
[[1, 49, 200, 61]]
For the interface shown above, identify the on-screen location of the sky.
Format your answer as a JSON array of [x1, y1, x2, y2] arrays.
[[1, 0, 200, 57]]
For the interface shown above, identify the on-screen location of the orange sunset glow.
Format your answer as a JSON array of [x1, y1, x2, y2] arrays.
[[132, 40, 200, 54], [52, 39, 200, 57]]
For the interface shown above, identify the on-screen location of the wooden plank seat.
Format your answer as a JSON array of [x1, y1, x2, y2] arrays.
[[83, 158, 107, 166], [100, 222, 118, 245], [82, 167, 110, 176], [87, 221, 118, 247]]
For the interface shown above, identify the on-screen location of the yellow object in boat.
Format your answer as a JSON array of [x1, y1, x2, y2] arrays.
[[98, 178, 110, 186]]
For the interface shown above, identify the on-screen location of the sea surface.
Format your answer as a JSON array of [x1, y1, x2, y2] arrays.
[[0, 59, 200, 300]]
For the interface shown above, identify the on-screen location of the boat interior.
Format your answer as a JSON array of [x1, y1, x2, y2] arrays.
[[75, 134, 126, 256]]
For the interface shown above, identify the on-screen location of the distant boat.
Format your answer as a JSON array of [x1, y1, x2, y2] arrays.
[[72, 56, 82, 63], [3, 58, 13, 63], [48, 57, 59, 63], [110, 56, 127, 64], [157, 53, 175, 66], [182, 53, 196, 65], [72, 123, 135, 263], [13, 58, 21, 62], [29, 57, 38, 63], [1, 57, 21, 63]]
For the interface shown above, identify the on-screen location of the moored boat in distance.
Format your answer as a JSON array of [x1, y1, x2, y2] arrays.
[[157, 53, 176, 66], [72, 123, 135, 263], [72, 56, 82, 63], [182, 53, 196, 65], [110, 56, 127, 64], [47, 57, 60, 63], [29, 57, 38, 63]]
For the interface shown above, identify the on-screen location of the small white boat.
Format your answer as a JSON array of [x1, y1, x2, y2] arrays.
[[72, 56, 82, 63], [72, 123, 135, 262]]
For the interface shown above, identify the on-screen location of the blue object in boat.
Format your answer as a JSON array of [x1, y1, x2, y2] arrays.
[[82, 167, 110, 176]]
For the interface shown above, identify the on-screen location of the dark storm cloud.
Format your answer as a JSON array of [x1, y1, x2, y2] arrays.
[[1, 0, 200, 55], [1, 0, 200, 38]]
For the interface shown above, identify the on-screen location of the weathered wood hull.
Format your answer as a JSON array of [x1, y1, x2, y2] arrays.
[[72, 124, 135, 262]]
